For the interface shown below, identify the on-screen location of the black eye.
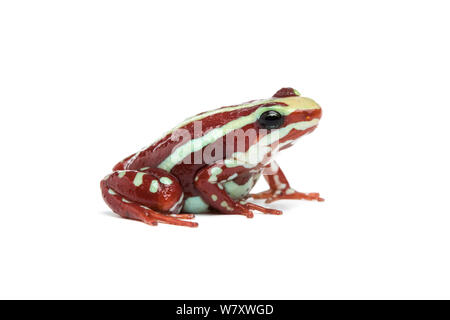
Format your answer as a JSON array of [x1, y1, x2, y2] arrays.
[[258, 110, 284, 129]]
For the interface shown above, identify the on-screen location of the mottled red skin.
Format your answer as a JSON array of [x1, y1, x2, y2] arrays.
[[105, 168, 182, 212], [101, 88, 322, 227]]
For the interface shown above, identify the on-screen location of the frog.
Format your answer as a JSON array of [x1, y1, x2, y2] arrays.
[[100, 88, 323, 227]]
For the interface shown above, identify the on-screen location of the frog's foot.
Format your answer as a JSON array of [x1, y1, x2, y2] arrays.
[[101, 170, 198, 228], [102, 184, 198, 227], [109, 195, 198, 227], [250, 189, 324, 204]]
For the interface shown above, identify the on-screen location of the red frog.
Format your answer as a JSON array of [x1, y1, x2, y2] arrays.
[[101, 88, 323, 227]]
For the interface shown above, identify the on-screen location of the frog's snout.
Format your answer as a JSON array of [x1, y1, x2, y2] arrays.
[[315, 106, 322, 120]]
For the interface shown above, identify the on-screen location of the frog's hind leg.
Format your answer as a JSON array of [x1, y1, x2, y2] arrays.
[[101, 180, 198, 227], [101, 180, 197, 227], [100, 170, 198, 228]]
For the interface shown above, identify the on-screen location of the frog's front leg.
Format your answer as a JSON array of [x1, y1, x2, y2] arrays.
[[195, 162, 282, 217], [250, 161, 324, 203], [101, 168, 197, 227]]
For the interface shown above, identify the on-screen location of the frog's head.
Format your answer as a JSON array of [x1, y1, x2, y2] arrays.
[[251, 88, 322, 152]]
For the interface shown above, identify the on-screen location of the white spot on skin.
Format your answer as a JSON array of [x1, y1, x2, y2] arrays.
[[224, 177, 257, 200], [211, 194, 218, 201], [122, 198, 131, 203], [159, 177, 173, 185], [140, 167, 150, 171], [220, 201, 234, 211], [208, 167, 223, 183], [227, 173, 238, 181], [150, 180, 159, 193], [117, 171, 126, 178], [108, 189, 116, 195], [133, 172, 145, 187], [208, 176, 217, 184]]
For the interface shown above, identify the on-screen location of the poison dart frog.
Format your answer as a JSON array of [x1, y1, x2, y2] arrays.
[[101, 88, 323, 227]]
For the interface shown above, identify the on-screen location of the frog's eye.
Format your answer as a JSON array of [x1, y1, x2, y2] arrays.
[[258, 110, 284, 129]]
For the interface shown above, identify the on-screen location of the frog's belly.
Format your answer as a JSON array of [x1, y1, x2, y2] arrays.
[[182, 174, 260, 213]]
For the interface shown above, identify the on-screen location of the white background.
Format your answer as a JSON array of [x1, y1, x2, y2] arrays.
[[1, 0, 449, 299]]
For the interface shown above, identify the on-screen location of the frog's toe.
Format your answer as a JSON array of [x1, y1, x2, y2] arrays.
[[307, 192, 324, 202], [265, 191, 324, 203], [169, 213, 196, 219], [150, 211, 198, 227], [285, 191, 324, 202]]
